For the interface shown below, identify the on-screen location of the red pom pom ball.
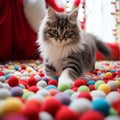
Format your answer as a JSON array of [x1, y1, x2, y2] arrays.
[[74, 78, 87, 87], [27, 77, 37, 86], [89, 85, 95, 91], [55, 106, 79, 120], [41, 97, 61, 116], [21, 104, 40, 120], [25, 99, 41, 110], [48, 79, 58, 87], [78, 92, 92, 101], [7, 76, 19, 87], [80, 110, 104, 120], [28, 86, 39, 93]]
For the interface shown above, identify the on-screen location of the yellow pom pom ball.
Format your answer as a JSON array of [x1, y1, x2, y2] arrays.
[[105, 72, 113, 77], [26, 67, 32, 73], [8, 65, 14, 70], [98, 84, 111, 94], [1, 97, 24, 115], [115, 80, 120, 88]]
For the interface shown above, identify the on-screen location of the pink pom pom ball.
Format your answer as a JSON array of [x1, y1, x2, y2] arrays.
[[49, 89, 59, 96], [2, 113, 28, 120]]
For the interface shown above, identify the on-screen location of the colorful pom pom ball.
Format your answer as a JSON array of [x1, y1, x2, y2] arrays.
[[77, 91, 92, 101], [80, 110, 104, 120], [1, 97, 24, 115], [74, 78, 87, 87], [10, 86, 23, 97], [55, 106, 79, 120], [41, 97, 62, 116], [27, 77, 37, 86], [7, 76, 19, 87], [92, 98, 110, 116], [69, 98, 92, 114], [55, 92, 71, 105]]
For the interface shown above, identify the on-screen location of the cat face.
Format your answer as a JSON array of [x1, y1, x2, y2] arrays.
[[43, 8, 80, 46]]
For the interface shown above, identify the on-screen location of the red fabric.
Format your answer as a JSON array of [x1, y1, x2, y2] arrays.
[[96, 43, 120, 60], [46, 0, 64, 12], [0, 0, 39, 61]]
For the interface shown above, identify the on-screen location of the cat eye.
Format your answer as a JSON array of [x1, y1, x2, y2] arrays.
[[64, 31, 69, 37], [47, 29, 58, 37], [69, 33, 74, 38], [64, 31, 69, 35], [64, 31, 74, 38], [52, 30, 58, 34], [52, 30, 59, 37]]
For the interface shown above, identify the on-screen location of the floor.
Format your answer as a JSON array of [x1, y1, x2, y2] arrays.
[[0, 60, 120, 120]]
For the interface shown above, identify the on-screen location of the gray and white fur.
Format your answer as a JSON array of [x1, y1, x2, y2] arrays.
[[37, 8, 111, 86]]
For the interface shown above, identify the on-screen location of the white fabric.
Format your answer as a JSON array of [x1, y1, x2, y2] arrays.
[[23, 0, 47, 32], [85, 0, 116, 43]]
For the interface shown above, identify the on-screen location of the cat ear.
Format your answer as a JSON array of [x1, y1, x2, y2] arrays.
[[69, 9, 78, 22], [47, 7, 56, 20]]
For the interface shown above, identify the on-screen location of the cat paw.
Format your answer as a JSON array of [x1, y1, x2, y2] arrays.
[[58, 75, 73, 87]]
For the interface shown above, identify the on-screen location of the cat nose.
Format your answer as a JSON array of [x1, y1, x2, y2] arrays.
[[59, 36, 63, 41], [59, 38, 63, 41]]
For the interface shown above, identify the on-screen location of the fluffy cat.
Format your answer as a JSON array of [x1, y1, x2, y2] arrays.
[[37, 7, 112, 86]]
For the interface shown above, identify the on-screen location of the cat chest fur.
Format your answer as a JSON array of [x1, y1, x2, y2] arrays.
[[41, 42, 80, 72]]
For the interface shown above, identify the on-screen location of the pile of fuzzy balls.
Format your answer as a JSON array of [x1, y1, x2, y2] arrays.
[[0, 60, 120, 120]]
